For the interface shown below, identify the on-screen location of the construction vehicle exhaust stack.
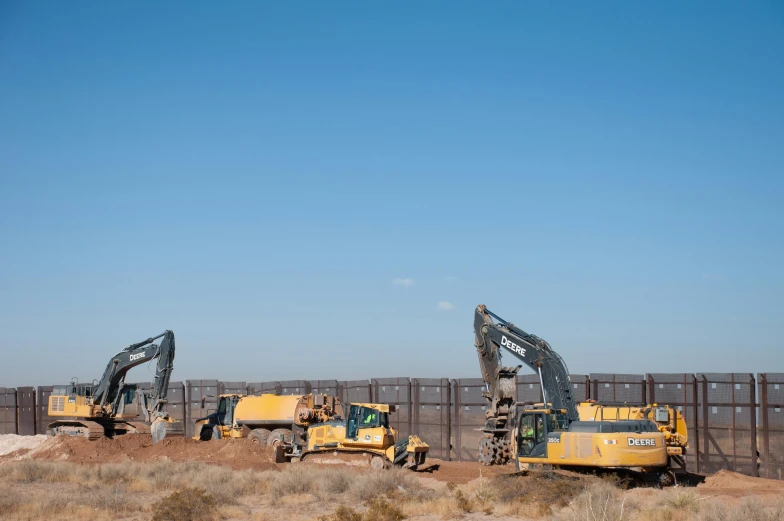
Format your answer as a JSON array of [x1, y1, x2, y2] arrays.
[[194, 392, 428, 470]]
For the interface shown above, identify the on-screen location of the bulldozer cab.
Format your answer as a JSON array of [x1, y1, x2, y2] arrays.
[[346, 404, 391, 440], [516, 410, 568, 458]]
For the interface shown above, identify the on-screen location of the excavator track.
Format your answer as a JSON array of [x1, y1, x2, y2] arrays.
[[48, 420, 105, 441]]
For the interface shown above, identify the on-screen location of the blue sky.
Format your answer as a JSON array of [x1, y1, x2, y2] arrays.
[[1, 2, 782, 387]]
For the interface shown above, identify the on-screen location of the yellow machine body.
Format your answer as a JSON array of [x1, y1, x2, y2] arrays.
[[577, 402, 688, 457], [193, 396, 429, 469], [510, 405, 670, 481]]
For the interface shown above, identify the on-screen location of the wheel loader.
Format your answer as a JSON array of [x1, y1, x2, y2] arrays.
[[474, 305, 675, 485], [193, 392, 428, 469], [47, 331, 183, 442]]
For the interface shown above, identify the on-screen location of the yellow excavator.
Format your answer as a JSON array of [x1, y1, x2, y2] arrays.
[[193, 392, 428, 469], [47, 331, 183, 442], [474, 305, 674, 485]]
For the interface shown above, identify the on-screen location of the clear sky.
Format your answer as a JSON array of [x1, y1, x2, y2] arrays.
[[1, 2, 782, 387]]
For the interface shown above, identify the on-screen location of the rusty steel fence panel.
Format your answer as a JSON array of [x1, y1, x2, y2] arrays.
[[452, 378, 486, 461], [0, 388, 17, 434], [36, 386, 53, 435], [517, 374, 542, 403], [761, 373, 784, 480], [570, 375, 591, 401], [697, 373, 758, 476], [17, 387, 36, 436], [167, 381, 187, 428], [311, 380, 343, 398], [247, 381, 282, 395], [219, 381, 247, 395], [373, 378, 411, 439], [413, 378, 451, 460], [278, 381, 311, 395], [591, 374, 646, 403], [341, 380, 371, 405], [647, 373, 699, 471], [186, 380, 220, 438]]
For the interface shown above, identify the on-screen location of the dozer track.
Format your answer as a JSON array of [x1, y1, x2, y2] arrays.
[[299, 449, 391, 469]]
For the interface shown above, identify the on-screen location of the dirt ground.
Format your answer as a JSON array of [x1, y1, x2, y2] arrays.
[[1, 435, 783, 521]]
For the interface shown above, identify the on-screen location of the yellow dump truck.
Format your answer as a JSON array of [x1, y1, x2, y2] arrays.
[[193, 393, 428, 469]]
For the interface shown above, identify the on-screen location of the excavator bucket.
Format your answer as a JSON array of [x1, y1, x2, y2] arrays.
[[151, 417, 184, 443]]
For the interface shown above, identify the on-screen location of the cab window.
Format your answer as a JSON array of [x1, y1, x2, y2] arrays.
[[548, 413, 569, 432], [218, 398, 227, 415]]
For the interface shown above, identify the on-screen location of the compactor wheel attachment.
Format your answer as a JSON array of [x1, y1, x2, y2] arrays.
[[478, 436, 511, 466]]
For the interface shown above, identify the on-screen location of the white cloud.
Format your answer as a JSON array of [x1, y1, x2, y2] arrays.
[[392, 278, 415, 287], [437, 301, 455, 311]]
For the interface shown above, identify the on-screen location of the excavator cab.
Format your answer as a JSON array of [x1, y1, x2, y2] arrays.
[[516, 410, 568, 458]]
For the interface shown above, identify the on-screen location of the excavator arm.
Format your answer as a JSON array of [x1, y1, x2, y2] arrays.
[[92, 331, 176, 427], [475, 305, 579, 422]]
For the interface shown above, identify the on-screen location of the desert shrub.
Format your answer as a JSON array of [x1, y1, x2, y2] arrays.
[[319, 467, 358, 495], [98, 462, 136, 484], [351, 468, 415, 501], [151, 487, 217, 521], [700, 498, 784, 521], [268, 465, 321, 503], [318, 505, 365, 521], [366, 497, 406, 521], [486, 470, 583, 517], [557, 479, 634, 521], [454, 489, 473, 513], [14, 460, 69, 483], [665, 489, 701, 513], [79, 485, 139, 513], [0, 487, 23, 513]]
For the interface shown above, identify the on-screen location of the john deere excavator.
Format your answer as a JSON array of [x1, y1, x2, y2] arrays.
[[474, 305, 675, 485], [47, 331, 183, 443]]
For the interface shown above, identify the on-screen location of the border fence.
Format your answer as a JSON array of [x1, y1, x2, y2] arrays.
[[2, 372, 782, 479]]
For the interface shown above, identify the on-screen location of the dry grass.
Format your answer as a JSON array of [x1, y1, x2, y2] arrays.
[[558, 479, 635, 521], [699, 498, 784, 521], [151, 487, 218, 521]]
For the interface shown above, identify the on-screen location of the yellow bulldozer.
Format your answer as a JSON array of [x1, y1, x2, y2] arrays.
[[193, 392, 428, 469]]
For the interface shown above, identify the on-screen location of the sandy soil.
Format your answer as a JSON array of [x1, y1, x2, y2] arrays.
[[0, 434, 47, 456]]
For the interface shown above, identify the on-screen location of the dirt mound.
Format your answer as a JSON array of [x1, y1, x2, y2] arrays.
[[30, 434, 279, 471], [699, 469, 784, 495], [0, 434, 47, 456], [418, 458, 511, 484]]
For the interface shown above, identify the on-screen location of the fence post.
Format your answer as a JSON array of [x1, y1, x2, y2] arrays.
[[454, 380, 462, 462], [648, 374, 655, 404], [446, 379, 452, 462], [692, 374, 700, 473], [702, 375, 709, 471], [760, 374, 769, 478], [750, 373, 758, 477], [585, 375, 590, 400], [407, 379, 412, 442], [642, 375, 647, 404]]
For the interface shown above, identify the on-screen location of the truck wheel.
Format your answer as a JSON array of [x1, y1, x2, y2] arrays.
[[212, 425, 223, 440], [248, 429, 271, 445], [199, 426, 213, 441], [267, 428, 293, 447]]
